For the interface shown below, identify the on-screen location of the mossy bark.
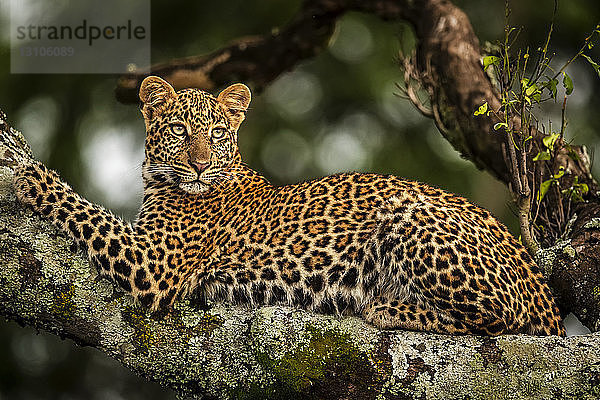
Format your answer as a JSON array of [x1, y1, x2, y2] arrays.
[[1, 135, 600, 399]]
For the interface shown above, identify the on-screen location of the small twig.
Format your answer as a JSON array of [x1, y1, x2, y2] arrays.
[[396, 53, 434, 118], [506, 129, 523, 194], [532, 152, 543, 225], [559, 95, 568, 141]]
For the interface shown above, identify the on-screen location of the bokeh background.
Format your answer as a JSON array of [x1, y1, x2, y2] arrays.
[[0, 0, 598, 398]]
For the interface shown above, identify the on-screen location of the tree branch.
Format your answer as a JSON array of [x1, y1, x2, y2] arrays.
[[115, 0, 345, 103], [1, 110, 600, 398]]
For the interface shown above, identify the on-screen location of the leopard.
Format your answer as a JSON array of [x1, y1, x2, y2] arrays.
[[5, 76, 565, 336]]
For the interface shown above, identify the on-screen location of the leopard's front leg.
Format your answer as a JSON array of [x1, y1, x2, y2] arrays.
[[14, 161, 176, 311]]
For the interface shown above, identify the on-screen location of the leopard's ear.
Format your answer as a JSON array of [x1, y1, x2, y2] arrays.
[[217, 83, 251, 131], [139, 76, 176, 121]]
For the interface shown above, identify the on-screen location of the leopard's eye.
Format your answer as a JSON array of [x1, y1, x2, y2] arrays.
[[211, 127, 227, 140], [170, 123, 187, 137]]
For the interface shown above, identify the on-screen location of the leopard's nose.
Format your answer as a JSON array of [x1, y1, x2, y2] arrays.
[[191, 161, 210, 174]]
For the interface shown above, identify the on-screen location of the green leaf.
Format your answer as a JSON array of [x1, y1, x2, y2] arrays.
[[474, 102, 488, 116], [542, 133, 560, 151], [483, 56, 500, 71], [538, 179, 553, 202], [582, 54, 600, 79], [572, 177, 589, 195], [533, 151, 551, 161], [525, 83, 538, 97], [493, 122, 508, 130], [562, 72, 574, 95], [547, 78, 558, 99], [525, 83, 542, 104], [563, 180, 588, 202], [553, 166, 565, 179]]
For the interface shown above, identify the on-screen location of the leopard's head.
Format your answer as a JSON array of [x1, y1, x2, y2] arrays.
[[139, 76, 251, 194]]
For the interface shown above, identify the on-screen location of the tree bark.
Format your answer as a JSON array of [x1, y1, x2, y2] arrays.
[[1, 115, 600, 399]]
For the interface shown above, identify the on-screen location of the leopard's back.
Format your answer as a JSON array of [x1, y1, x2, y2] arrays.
[[179, 170, 563, 336]]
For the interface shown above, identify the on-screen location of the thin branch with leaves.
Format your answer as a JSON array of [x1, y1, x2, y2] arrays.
[[474, 0, 600, 252]]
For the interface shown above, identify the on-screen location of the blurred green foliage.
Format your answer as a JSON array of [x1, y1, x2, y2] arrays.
[[0, 0, 598, 398]]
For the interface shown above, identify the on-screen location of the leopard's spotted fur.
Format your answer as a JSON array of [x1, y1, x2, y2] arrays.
[[10, 76, 565, 335]]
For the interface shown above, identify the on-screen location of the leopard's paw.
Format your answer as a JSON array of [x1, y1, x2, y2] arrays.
[[13, 162, 50, 207]]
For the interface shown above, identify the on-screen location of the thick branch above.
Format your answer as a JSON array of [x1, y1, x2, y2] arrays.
[[1, 113, 600, 399], [115, 0, 345, 103]]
